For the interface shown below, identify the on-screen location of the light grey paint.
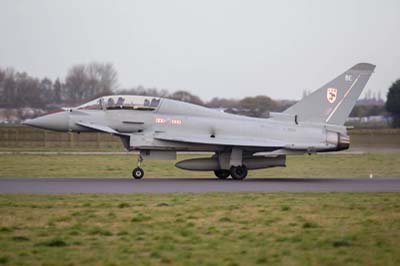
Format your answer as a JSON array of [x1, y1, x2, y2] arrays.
[[284, 63, 375, 125], [23, 63, 374, 173]]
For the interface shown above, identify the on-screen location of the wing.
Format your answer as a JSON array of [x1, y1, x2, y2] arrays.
[[154, 133, 285, 148]]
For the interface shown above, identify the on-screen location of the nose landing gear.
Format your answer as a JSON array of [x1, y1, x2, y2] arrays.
[[132, 167, 144, 179], [132, 155, 144, 179]]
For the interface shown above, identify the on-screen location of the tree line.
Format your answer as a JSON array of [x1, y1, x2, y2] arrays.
[[0, 62, 117, 108], [0, 62, 397, 125], [0, 62, 292, 118]]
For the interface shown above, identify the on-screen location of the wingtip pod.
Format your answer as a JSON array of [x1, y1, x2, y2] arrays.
[[350, 63, 376, 72]]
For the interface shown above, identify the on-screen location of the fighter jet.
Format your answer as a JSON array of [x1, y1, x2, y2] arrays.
[[24, 63, 375, 180]]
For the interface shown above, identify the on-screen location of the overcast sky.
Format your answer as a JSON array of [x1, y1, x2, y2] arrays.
[[1, 0, 399, 100]]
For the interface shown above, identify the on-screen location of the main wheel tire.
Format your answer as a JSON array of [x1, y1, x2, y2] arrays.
[[230, 165, 248, 180], [214, 170, 230, 179], [132, 167, 144, 179]]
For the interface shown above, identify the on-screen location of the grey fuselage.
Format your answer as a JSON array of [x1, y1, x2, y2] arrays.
[[23, 63, 376, 175], [38, 97, 347, 155]]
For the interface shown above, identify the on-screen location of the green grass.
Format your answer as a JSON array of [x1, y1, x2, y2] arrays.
[[0, 153, 400, 178], [0, 193, 400, 265]]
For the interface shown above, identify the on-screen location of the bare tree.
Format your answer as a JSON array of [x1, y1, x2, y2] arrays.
[[239, 95, 278, 117], [64, 62, 118, 105], [64, 64, 87, 104], [206, 97, 239, 108], [86, 62, 118, 97], [0, 68, 6, 106], [1, 68, 16, 107], [53, 78, 62, 103], [118, 86, 169, 97], [14, 72, 41, 107], [170, 90, 203, 105]]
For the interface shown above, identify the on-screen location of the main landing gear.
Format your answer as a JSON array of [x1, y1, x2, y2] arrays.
[[132, 156, 144, 179], [214, 165, 248, 180], [230, 165, 248, 180], [214, 170, 230, 179]]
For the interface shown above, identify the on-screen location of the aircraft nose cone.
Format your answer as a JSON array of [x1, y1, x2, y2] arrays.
[[23, 111, 69, 132]]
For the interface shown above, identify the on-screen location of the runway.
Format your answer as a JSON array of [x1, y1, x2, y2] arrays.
[[1, 178, 400, 194]]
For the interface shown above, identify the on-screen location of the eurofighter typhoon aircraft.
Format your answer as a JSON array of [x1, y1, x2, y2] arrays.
[[24, 63, 375, 180]]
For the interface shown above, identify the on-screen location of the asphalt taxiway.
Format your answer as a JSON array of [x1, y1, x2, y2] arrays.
[[0, 178, 400, 194]]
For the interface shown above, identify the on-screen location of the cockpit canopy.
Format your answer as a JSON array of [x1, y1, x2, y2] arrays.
[[77, 95, 161, 111]]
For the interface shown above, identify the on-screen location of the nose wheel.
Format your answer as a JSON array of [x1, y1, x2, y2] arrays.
[[132, 167, 144, 179], [132, 155, 144, 179]]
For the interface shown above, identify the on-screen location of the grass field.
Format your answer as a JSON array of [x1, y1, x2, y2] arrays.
[[0, 193, 399, 266], [1, 153, 400, 178]]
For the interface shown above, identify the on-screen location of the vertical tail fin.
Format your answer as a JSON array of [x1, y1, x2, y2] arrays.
[[284, 63, 375, 125]]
